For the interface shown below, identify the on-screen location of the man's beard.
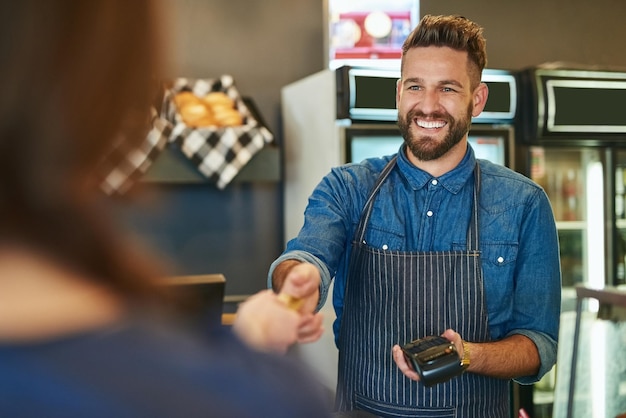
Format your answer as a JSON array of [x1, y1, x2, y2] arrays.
[[397, 103, 473, 162]]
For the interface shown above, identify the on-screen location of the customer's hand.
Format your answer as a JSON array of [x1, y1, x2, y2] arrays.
[[233, 289, 301, 354]]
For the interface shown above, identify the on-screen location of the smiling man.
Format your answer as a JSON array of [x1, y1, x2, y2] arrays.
[[269, 15, 561, 418], [396, 44, 487, 175]]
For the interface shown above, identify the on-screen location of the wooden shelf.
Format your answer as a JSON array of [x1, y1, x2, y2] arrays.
[[142, 144, 281, 184]]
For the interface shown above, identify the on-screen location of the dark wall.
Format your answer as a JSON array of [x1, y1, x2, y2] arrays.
[[163, 0, 325, 135], [420, 0, 626, 70], [121, 0, 626, 299]]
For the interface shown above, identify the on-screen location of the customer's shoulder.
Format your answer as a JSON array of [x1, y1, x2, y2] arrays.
[[74, 317, 333, 416]]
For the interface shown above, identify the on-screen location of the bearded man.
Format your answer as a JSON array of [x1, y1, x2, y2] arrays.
[[268, 14, 561, 418]]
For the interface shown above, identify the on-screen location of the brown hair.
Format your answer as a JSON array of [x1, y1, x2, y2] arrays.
[[401, 14, 487, 87], [0, 1, 168, 300]]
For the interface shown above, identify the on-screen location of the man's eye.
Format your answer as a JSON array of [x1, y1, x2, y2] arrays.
[[408, 85, 421, 91]]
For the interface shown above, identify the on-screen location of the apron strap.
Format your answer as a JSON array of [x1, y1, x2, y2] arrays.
[[467, 162, 481, 252], [355, 156, 397, 243]]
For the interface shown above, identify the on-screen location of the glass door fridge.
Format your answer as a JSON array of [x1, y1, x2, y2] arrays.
[[526, 147, 605, 289], [516, 66, 626, 418]]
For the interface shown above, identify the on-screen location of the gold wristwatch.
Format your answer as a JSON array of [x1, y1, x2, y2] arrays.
[[461, 341, 470, 371]]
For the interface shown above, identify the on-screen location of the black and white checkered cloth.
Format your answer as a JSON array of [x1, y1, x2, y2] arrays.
[[100, 75, 273, 194], [166, 75, 274, 189], [100, 107, 171, 196]]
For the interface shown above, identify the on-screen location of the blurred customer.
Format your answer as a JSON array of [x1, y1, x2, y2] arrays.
[[0, 1, 330, 417]]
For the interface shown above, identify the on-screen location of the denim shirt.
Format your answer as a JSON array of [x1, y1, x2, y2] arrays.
[[269, 145, 561, 384]]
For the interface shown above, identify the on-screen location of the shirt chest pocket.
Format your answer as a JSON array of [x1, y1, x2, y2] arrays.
[[452, 241, 518, 298], [451, 241, 518, 266], [360, 223, 405, 251], [480, 242, 519, 268]]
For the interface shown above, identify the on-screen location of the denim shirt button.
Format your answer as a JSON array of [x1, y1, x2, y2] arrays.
[[382, 244, 388, 250], [497, 256, 504, 263], [431, 179, 438, 186], [426, 210, 433, 217]]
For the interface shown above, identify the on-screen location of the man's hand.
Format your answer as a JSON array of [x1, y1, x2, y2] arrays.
[[273, 261, 324, 343], [394, 329, 541, 381], [278, 262, 321, 312], [392, 329, 464, 382], [391, 344, 420, 381]]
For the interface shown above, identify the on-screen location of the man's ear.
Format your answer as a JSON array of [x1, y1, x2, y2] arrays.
[[471, 82, 489, 117]]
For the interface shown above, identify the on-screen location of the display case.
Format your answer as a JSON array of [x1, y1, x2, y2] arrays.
[[527, 147, 603, 289]]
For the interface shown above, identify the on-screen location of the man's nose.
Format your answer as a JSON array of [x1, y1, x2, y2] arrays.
[[418, 89, 441, 114]]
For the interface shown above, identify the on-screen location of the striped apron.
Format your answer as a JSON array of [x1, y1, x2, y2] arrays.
[[335, 157, 509, 418]]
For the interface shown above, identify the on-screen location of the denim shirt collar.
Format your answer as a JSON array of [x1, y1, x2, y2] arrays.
[[396, 142, 476, 194]]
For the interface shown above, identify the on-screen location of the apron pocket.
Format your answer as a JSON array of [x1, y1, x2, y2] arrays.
[[354, 393, 456, 418]]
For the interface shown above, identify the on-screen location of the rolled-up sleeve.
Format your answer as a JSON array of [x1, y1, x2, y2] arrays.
[[507, 329, 557, 384], [267, 250, 333, 311]]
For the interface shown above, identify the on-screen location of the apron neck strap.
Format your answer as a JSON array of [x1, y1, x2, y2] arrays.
[[355, 156, 397, 243], [467, 162, 481, 251]]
